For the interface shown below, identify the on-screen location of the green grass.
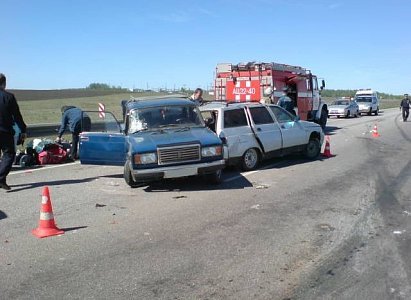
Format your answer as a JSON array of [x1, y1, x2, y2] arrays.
[[18, 92, 179, 124]]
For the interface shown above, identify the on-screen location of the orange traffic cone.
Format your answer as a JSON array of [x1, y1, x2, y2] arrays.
[[322, 136, 332, 158], [371, 124, 380, 137], [32, 186, 64, 238]]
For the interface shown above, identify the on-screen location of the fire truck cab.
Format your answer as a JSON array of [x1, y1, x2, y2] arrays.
[[214, 62, 328, 129]]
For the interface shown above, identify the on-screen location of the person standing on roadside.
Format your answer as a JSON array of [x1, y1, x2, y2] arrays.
[[55, 106, 91, 160], [400, 93, 410, 122], [0, 73, 27, 191], [277, 86, 295, 115], [188, 88, 204, 106]]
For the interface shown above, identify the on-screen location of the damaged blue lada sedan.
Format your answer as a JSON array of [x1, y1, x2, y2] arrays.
[[79, 98, 225, 187]]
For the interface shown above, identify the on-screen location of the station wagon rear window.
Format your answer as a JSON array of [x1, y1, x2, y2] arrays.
[[224, 109, 248, 128], [355, 97, 372, 102]]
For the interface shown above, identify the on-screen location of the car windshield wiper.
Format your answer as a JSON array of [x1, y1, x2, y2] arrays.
[[158, 124, 180, 128], [174, 127, 191, 132]]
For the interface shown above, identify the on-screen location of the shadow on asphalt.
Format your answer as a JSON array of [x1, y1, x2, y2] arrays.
[[143, 174, 253, 192], [61, 226, 88, 232], [0, 210, 7, 220], [324, 125, 342, 136], [7, 177, 97, 193]]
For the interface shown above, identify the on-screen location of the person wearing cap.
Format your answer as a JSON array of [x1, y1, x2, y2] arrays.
[[56, 106, 91, 160], [400, 93, 410, 122], [0, 73, 27, 190], [188, 88, 204, 106], [277, 87, 295, 115]]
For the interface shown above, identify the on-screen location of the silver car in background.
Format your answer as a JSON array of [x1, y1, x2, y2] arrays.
[[328, 98, 359, 118]]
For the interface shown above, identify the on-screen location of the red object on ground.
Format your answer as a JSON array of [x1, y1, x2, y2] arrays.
[[32, 186, 64, 238], [372, 124, 380, 137], [322, 136, 332, 158]]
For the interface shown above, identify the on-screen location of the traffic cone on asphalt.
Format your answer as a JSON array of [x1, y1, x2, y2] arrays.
[[32, 186, 64, 238], [322, 136, 333, 158], [371, 124, 380, 138]]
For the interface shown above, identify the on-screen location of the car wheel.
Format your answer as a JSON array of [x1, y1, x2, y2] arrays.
[[241, 148, 260, 171], [205, 169, 223, 185], [124, 161, 139, 188], [346, 110, 350, 118], [304, 138, 321, 159], [374, 107, 379, 115], [319, 108, 328, 129]]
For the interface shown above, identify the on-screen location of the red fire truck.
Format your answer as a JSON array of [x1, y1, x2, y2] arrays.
[[214, 62, 328, 128]]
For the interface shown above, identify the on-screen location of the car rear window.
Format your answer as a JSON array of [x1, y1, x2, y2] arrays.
[[249, 107, 274, 124], [224, 109, 248, 128]]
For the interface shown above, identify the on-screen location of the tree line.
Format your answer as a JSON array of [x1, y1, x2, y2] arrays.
[[321, 89, 402, 99]]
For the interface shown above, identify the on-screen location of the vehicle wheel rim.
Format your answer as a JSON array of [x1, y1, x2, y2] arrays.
[[307, 141, 318, 157], [244, 149, 258, 169]]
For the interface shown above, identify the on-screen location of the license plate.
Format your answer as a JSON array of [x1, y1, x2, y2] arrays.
[[164, 167, 198, 178]]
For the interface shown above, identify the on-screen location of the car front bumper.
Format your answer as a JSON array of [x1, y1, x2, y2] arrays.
[[328, 111, 346, 117], [358, 106, 372, 113], [130, 159, 226, 182]]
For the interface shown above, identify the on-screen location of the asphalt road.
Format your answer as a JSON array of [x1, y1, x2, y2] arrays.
[[1, 108, 410, 299]]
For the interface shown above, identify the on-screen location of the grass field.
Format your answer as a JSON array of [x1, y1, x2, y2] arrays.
[[17, 91, 182, 124], [15, 90, 400, 125]]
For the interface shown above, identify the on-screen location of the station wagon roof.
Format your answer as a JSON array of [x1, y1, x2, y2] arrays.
[[200, 101, 263, 110], [126, 97, 195, 110]]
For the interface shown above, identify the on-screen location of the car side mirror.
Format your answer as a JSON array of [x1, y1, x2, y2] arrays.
[[321, 80, 325, 90]]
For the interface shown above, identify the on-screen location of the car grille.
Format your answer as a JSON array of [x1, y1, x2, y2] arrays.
[[157, 144, 201, 165]]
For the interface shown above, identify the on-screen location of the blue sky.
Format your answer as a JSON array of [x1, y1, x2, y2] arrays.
[[2, 0, 410, 94]]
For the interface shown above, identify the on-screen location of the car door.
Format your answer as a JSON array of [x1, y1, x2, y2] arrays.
[[268, 106, 308, 148], [79, 111, 126, 166], [221, 107, 257, 159], [246, 106, 282, 152]]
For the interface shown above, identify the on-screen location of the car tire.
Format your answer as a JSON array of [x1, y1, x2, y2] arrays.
[[304, 138, 321, 160], [374, 107, 379, 115], [346, 111, 350, 118], [124, 161, 139, 188], [241, 148, 260, 171], [205, 169, 223, 185], [319, 107, 328, 129]]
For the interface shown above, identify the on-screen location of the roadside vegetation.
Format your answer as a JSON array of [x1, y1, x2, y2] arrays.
[[12, 85, 402, 124]]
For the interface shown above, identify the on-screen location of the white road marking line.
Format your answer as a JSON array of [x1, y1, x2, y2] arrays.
[[9, 162, 80, 176]]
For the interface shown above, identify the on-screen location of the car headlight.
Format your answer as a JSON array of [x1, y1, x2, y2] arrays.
[[202, 146, 222, 157], [134, 152, 157, 164]]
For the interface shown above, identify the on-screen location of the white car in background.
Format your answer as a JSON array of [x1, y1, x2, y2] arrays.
[[200, 102, 324, 171], [328, 98, 359, 118]]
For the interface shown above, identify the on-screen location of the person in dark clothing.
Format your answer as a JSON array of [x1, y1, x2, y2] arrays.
[[400, 94, 410, 122], [0, 73, 27, 190], [56, 106, 91, 160], [188, 88, 204, 106]]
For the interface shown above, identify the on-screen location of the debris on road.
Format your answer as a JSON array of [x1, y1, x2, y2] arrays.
[[253, 183, 270, 189], [250, 204, 261, 210], [393, 230, 405, 235], [95, 203, 107, 208], [172, 195, 187, 199]]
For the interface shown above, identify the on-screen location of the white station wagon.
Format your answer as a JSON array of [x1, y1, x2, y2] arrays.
[[200, 102, 324, 171]]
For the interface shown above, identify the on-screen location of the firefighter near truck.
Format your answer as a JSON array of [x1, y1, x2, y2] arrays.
[[214, 62, 328, 129]]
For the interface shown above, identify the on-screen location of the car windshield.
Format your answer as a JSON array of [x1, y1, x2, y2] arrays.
[[128, 105, 204, 133], [332, 100, 349, 105], [356, 97, 372, 103]]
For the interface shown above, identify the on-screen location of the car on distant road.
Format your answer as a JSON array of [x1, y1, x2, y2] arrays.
[[79, 98, 226, 187], [199, 102, 324, 171], [328, 98, 359, 118]]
